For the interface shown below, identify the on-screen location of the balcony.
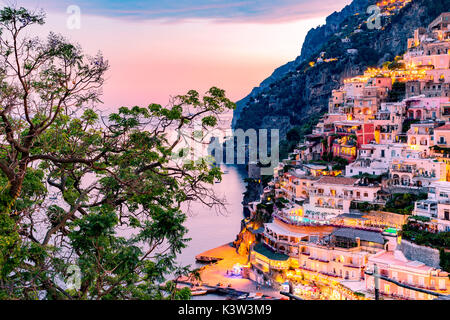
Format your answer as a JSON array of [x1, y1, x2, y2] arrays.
[[344, 264, 361, 269], [391, 166, 415, 173], [308, 257, 330, 263], [314, 204, 344, 210], [311, 191, 354, 200], [414, 203, 438, 218], [264, 234, 298, 247], [414, 173, 436, 179]]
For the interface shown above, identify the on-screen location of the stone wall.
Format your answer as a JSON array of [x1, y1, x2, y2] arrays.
[[399, 239, 441, 269], [363, 211, 409, 229]]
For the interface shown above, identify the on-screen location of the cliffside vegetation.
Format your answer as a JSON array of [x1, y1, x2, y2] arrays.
[[233, 0, 450, 143]]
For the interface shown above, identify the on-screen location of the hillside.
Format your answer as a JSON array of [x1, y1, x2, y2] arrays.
[[232, 0, 450, 139]]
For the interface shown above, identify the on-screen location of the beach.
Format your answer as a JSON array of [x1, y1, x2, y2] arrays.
[[192, 243, 283, 299]]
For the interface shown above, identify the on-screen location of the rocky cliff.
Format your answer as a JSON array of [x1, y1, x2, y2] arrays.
[[232, 0, 450, 138]]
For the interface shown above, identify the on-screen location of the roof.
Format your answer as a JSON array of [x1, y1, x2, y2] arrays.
[[336, 213, 368, 221], [288, 171, 320, 180], [295, 175, 321, 181], [253, 243, 289, 261], [265, 222, 307, 238], [317, 176, 358, 186], [335, 120, 363, 126], [332, 228, 385, 244], [435, 124, 450, 131], [305, 134, 324, 139], [369, 251, 446, 275], [249, 227, 265, 235], [304, 164, 327, 170]]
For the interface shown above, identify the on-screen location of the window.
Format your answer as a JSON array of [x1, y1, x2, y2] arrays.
[[419, 277, 425, 286], [408, 275, 414, 285]]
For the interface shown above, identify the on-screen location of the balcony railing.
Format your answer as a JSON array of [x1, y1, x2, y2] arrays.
[[314, 204, 344, 210], [391, 167, 415, 173], [308, 257, 330, 263]]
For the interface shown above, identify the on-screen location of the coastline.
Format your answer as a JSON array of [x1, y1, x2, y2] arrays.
[[187, 243, 282, 300]]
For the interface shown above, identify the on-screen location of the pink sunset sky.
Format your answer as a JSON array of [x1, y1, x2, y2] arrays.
[[3, 0, 352, 111]]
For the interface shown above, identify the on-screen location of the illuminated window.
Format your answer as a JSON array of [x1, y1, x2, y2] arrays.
[[439, 279, 446, 290], [384, 284, 390, 294]]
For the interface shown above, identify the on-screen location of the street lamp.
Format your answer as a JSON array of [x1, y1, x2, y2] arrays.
[[374, 264, 380, 300]]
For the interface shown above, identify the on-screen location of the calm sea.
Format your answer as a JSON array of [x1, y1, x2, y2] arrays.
[[177, 164, 247, 269]]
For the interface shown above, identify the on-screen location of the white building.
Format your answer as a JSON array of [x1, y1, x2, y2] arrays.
[[415, 181, 450, 232], [345, 143, 408, 177], [304, 176, 382, 222]]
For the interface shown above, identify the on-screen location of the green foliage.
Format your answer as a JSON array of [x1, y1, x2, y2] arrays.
[[410, 215, 431, 223], [387, 82, 406, 103], [253, 202, 273, 226], [331, 157, 349, 171], [279, 112, 325, 160], [286, 128, 301, 142], [350, 201, 382, 213], [439, 249, 450, 273], [282, 165, 293, 173], [383, 193, 428, 215], [0, 7, 234, 300], [401, 223, 450, 249]]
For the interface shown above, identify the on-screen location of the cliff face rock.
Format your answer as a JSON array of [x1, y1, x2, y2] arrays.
[[299, 0, 372, 60], [231, 0, 372, 128], [232, 0, 450, 138]]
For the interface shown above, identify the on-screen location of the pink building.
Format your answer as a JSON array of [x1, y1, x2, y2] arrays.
[[365, 250, 449, 300], [406, 97, 449, 120]]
